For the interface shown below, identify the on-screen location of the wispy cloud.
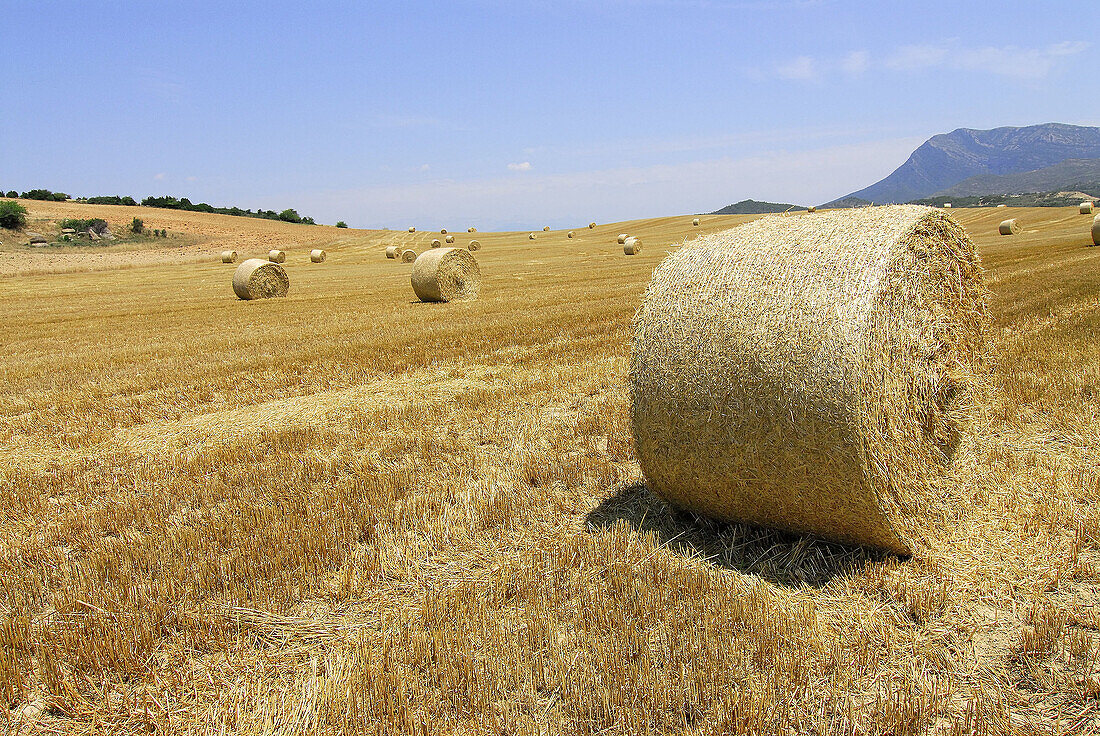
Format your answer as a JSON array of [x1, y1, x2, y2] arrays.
[[885, 40, 1089, 80], [507, 161, 532, 171], [776, 56, 817, 81], [154, 172, 166, 181], [839, 50, 869, 76]]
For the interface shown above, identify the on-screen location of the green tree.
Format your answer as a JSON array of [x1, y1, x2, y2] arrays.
[[0, 200, 28, 229], [335, 221, 348, 228], [278, 208, 302, 224]]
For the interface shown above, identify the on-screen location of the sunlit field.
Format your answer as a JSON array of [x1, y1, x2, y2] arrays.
[[2, 200, 1099, 734]]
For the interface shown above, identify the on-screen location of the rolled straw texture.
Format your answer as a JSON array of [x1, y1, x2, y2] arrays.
[[268, 249, 286, 263], [431, 239, 442, 248], [310, 249, 327, 262], [1081, 202, 1094, 215], [411, 247, 481, 302], [445, 235, 455, 243], [386, 245, 401, 259], [617, 233, 629, 244], [630, 205, 987, 554], [233, 258, 290, 300], [623, 237, 642, 255], [1093, 214, 1100, 246], [998, 219, 1019, 236], [221, 250, 237, 263], [467, 240, 481, 251], [401, 249, 416, 263]]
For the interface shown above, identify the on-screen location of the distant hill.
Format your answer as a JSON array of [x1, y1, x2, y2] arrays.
[[822, 123, 1100, 207], [934, 158, 1100, 197], [709, 199, 807, 215]]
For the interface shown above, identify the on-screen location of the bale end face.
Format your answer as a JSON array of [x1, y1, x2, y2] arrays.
[[567, 231, 575, 238], [807, 206, 817, 213], [692, 218, 700, 226], [431, 239, 442, 248], [386, 245, 400, 259], [445, 235, 455, 243], [529, 233, 536, 240], [630, 205, 987, 554], [408, 227, 416, 233], [221, 250, 238, 263], [310, 249, 327, 262], [543, 226, 550, 231], [588, 222, 596, 229], [233, 258, 289, 300], [998, 219, 1019, 236], [401, 249, 417, 263], [468, 227, 477, 233], [268, 250, 286, 263], [411, 247, 482, 302], [440, 228, 448, 234], [624, 237, 642, 255], [467, 240, 482, 251]]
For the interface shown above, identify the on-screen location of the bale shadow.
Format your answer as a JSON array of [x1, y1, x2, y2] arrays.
[[585, 482, 888, 588]]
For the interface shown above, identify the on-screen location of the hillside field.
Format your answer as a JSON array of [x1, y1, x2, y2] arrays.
[[2, 200, 1100, 734]]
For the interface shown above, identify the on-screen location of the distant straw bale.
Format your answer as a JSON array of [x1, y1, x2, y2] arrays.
[[431, 239, 442, 248], [467, 240, 481, 251], [386, 245, 401, 259], [943, 203, 952, 208], [568, 231, 575, 238], [623, 237, 642, 255], [408, 227, 416, 233], [692, 218, 700, 226], [221, 250, 237, 263], [440, 228, 448, 234], [617, 233, 629, 244], [807, 206, 817, 213], [446, 234, 455, 243], [529, 233, 536, 240], [630, 205, 987, 554], [233, 258, 290, 300], [1081, 202, 1094, 215], [411, 247, 481, 302], [468, 227, 477, 233], [310, 249, 327, 262], [268, 249, 286, 263], [998, 219, 1019, 236], [543, 226, 550, 231], [401, 249, 416, 262], [997, 204, 1007, 208], [589, 222, 596, 229]]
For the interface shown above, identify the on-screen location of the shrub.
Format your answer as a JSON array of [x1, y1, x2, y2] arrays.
[[121, 196, 137, 206], [21, 189, 55, 201], [130, 217, 144, 234], [278, 208, 302, 224], [5, 191, 16, 198], [336, 221, 348, 228], [0, 200, 28, 229], [60, 218, 109, 234]]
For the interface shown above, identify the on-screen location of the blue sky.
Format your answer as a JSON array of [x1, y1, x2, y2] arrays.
[[1, 1, 1095, 229]]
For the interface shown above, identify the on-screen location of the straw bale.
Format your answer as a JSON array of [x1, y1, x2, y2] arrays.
[[445, 234, 455, 243], [807, 206, 817, 213], [998, 219, 1019, 236], [568, 231, 575, 238], [233, 258, 290, 300], [310, 249, 327, 262], [589, 222, 596, 229], [468, 227, 477, 233], [997, 204, 1007, 207], [386, 245, 401, 259], [1093, 214, 1100, 246], [617, 233, 629, 244], [431, 239, 442, 248], [692, 218, 700, 226], [467, 240, 481, 251], [1081, 202, 1094, 215], [401, 249, 416, 262], [268, 249, 286, 263], [408, 227, 416, 232], [543, 226, 550, 231], [529, 233, 536, 240], [943, 203, 952, 208], [411, 247, 481, 302], [440, 228, 448, 234], [221, 250, 238, 263], [623, 237, 642, 255], [630, 205, 987, 554]]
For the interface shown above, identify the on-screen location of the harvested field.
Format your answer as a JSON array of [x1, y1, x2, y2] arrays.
[[2, 202, 1100, 733]]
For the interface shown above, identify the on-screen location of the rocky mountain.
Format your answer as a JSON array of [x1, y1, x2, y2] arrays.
[[822, 123, 1100, 207], [934, 157, 1100, 197]]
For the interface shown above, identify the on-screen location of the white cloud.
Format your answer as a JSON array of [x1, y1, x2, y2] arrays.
[[886, 40, 1089, 80], [154, 172, 166, 181], [507, 161, 532, 171], [419, 164, 430, 172], [776, 55, 817, 81], [885, 44, 949, 71], [840, 50, 868, 75]]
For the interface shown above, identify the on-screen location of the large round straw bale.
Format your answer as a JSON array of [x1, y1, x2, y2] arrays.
[[1093, 214, 1100, 246], [1081, 202, 1094, 215], [998, 219, 1019, 236], [692, 218, 700, 226], [630, 206, 986, 554], [543, 226, 550, 231], [529, 233, 536, 240], [221, 250, 238, 263], [567, 231, 575, 238], [310, 249, 327, 262], [233, 258, 290, 300], [589, 222, 596, 229], [408, 227, 416, 233], [445, 234, 455, 243], [467, 240, 481, 251], [401, 249, 416, 262], [268, 249, 286, 263], [468, 227, 477, 233], [411, 247, 481, 302], [623, 237, 642, 255], [617, 233, 629, 244], [386, 245, 401, 259], [431, 239, 442, 248]]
